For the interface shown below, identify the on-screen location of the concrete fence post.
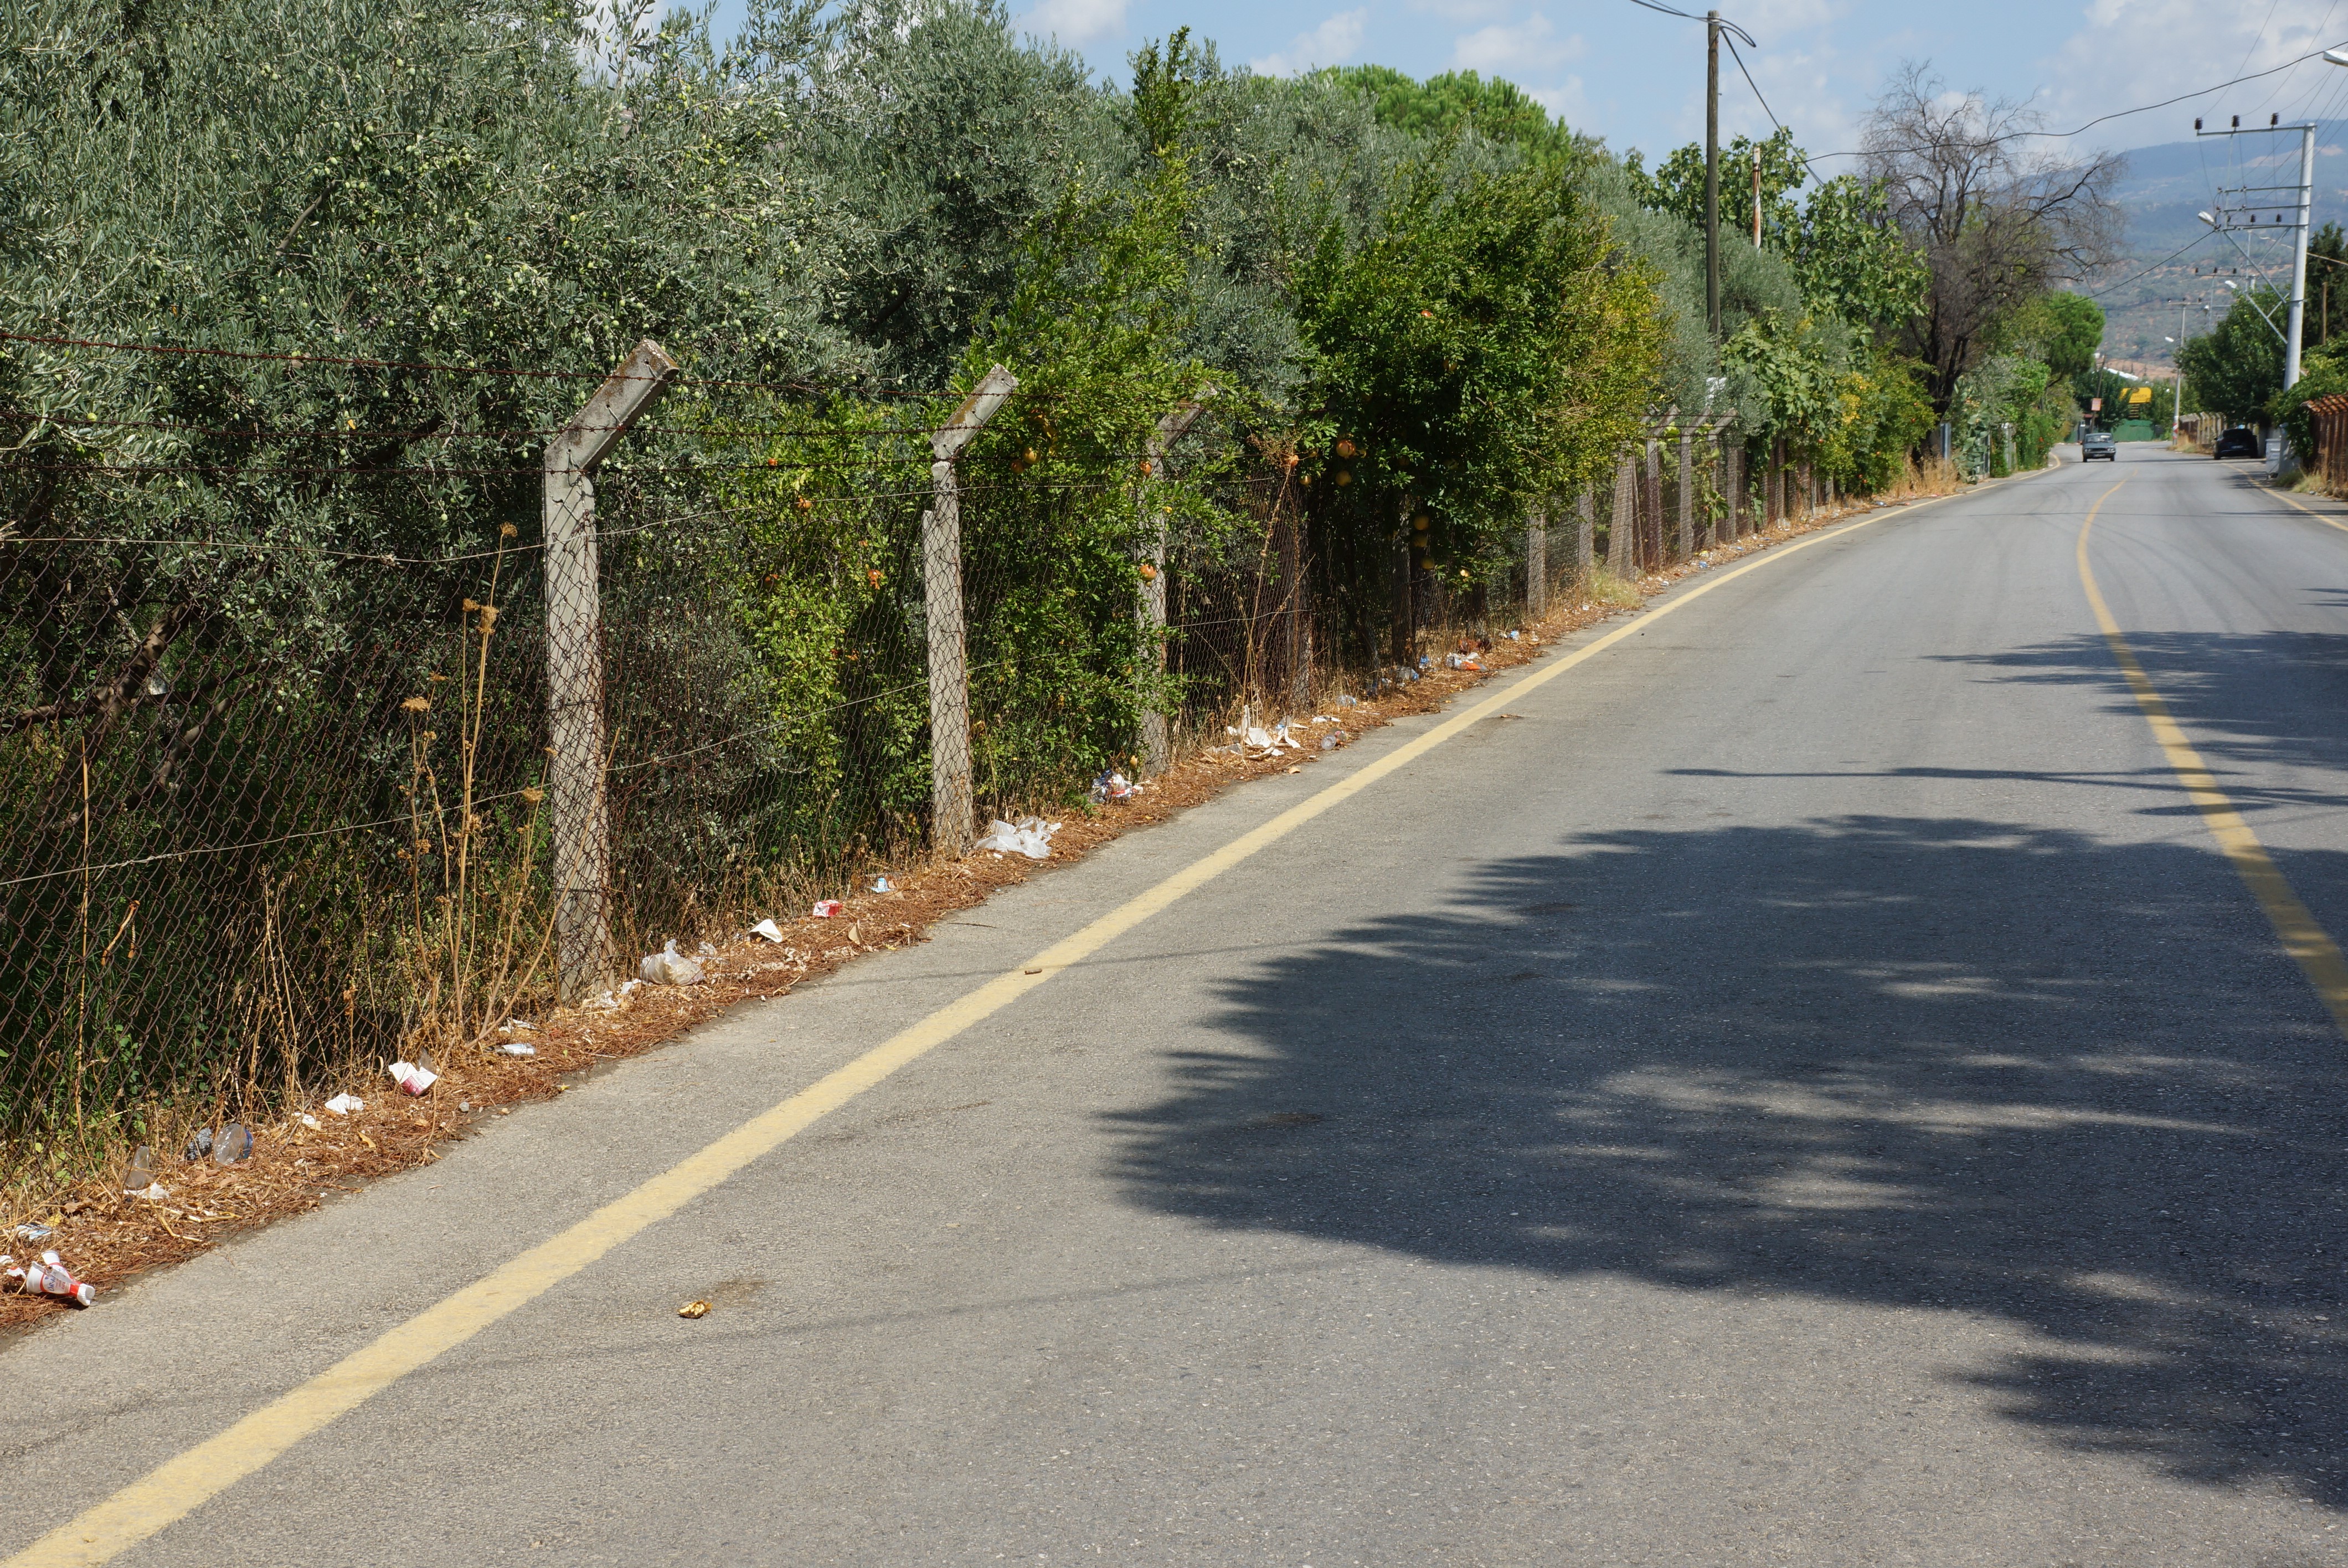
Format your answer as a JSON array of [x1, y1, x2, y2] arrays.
[[1137, 390, 1213, 776], [1606, 454, 1635, 577], [924, 363, 1018, 857], [1575, 485, 1596, 584], [1525, 506, 1547, 620], [544, 338, 678, 1004], [1642, 439, 1664, 571], [1676, 431, 1695, 559]]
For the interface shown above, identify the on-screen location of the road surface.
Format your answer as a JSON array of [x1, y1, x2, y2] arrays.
[[8, 447, 2348, 1566]]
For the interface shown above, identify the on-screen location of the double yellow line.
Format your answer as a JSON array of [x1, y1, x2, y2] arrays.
[[2076, 477, 2348, 1036]]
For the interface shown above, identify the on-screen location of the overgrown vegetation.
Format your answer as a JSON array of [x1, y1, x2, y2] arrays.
[[0, 0, 2112, 1174]]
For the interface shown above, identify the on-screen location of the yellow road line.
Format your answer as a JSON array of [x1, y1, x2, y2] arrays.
[[2076, 478, 2348, 1038], [2262, 481, 2348, 537], [12, 490, 1964, 1568]]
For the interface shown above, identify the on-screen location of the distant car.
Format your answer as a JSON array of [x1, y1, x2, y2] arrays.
[[2215, 427, 2262, 459], [2082, 429, 2118, 461]]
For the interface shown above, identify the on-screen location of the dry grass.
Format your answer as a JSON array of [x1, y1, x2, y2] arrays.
[[0, 479, 1976, 1333]]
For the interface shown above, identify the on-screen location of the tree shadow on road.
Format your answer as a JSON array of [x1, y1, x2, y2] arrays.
[[1106, 816, 2348, 1503], [1936, 628, 2348, 792]]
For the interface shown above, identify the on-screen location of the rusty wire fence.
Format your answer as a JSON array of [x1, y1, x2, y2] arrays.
[[0, 343, 1311, 1154], [1, 329, 1800, 1164]]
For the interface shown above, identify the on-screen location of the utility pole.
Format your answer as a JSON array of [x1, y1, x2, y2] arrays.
[[1752, 148, 1762, 246], [1705, 11, 1721, 336], [2195, 114, 2316, 389]]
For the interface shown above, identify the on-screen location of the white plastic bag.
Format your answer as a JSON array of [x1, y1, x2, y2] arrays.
[[977, 817, 1058, 860], [640, 940, 704, 986]]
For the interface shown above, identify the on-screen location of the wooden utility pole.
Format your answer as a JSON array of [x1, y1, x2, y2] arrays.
[[1752, 149, 1763, 246], [1138, 390, 1213, 775], [1705, 11, 1721, 337], [544, 339, 678, 1003], [925, 363, 1017, 857]]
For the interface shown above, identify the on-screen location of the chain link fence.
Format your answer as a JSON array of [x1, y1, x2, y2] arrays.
[[1, 339, 1811, 1159]]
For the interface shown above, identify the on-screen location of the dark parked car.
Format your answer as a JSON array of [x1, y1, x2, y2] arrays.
[[2215, 427, 2263, 459], [2082, 429, 2118, 461]]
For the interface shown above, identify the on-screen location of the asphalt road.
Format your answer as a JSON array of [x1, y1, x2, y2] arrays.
[[9, 447, 2348, 1566]]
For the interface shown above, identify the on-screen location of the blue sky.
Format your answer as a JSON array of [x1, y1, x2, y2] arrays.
[[696, 0, 2348, 176]]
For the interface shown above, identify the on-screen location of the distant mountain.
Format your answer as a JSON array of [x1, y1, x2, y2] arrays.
[[2086, 126, 2348, 367]]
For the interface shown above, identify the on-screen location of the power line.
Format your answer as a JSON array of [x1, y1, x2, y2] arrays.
[[1620, 0, 1754, 47], [1815, 43, 2348, 162], [2084, 231, 2220, 299]]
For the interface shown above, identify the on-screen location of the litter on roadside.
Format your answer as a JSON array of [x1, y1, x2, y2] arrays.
[[640, 939, 704, 986], [871, 875, 894, 893], [679, 1299, 712, 1319], [1090, 771, 1141, 802], [500, 1018, 535, 1034], [1338, 694, 1357, 706], [750, 917, 787, 942], [298, 1113, 320, 1129], [6, 1251, 96, 1307], [1320, 736, 1336, 751], [11, 1224, 53, 1244], [810, 899, 843, 919], [589, 978, 642, 1010], [123, 1145, 154, 1193], [1444, 652, 1483, 671], [213, 1123, 253, 1164], [324, 1092, 364, 1116], [388, 1058, 438, 1095], [497, 1040, 537, 1058], [183, 1128, 213, 1162], [977, 817, 1058, 859]]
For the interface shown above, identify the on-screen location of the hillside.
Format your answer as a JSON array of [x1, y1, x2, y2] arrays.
[[2091, 126, 2348, 365]]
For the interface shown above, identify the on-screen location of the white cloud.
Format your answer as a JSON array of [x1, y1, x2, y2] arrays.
[[2040, 0, 2348, 157], [1412, 0, 1510, 26], [1017, 0, 1126, 47], [1451, 13, 1583, 78], [1250, 8, 1368, 76]]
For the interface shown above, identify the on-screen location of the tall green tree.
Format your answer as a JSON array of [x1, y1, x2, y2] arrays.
[[1291, 141, 1660, 634], [1628, 128, 1926, 332], [1319, 65, 1579, 162], [2179, 285, 2287, 423]]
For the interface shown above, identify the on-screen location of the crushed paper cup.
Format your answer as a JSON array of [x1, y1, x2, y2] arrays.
[[388, 1060, 438, 1095], [811, 900, 843, 919]]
